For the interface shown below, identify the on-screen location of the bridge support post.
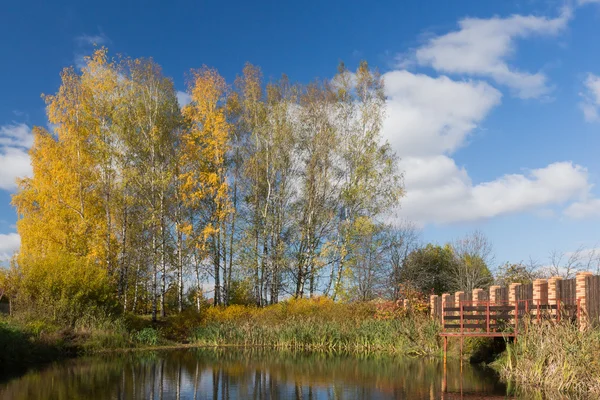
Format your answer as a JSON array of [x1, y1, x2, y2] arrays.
[[442, 336, 448, 393]]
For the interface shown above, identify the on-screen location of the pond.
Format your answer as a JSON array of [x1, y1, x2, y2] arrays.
[[0, 348, 521, 399]]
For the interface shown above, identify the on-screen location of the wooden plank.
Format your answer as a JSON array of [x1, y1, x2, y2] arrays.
[[559, 279, 576, 305], [463, 306, 489, 312], [444, 323, 507, 329], [440, 332, 516, 337], [587, 275, 600, 327], [489, 306, 514, 311], [498, 287, 508, 303], [444, 313, 513, 321]]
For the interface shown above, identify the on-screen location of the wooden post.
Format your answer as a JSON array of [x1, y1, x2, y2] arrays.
[[509, 283, 521, 305], [441, 293, 450, 328], [489, 285, 500, 305], [443, 336, 448, 363], [472, 288, 484, 332], [576, 271, 593, 330], [442, 339, 447, 393], [533, 279, 547, 323], [486, 300, 490, 333], [430, 294, 438, 320], [460, 301, 464, 336], [548, 276, 562, 321], [509, 283, 521, 327], [514, 300, 518, 336], [533, 279, 548, 304], [472, 288, 484, 304]]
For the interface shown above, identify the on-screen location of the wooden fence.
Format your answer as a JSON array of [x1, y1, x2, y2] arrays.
[[586, 275, 600, 326], [431, 272, 600, 329]]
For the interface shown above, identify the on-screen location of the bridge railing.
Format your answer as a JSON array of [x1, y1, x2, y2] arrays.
[[440, 298, 580, 337], [432, 272, 597, 330]]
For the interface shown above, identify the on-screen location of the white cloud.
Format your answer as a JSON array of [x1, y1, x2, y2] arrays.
[[382, 69, 590, 225], [398, 157, 588, 224], [383, 71, 501, 156], [176, 91, 192, 108], [410, 8, 571, 98], [564, 198, 600, 219], [74, 32, 110, 70], [0, 123, 33, 148], [580, 73, 600, 122], [0, 123, 33, 191], [0, 233, 20, 262], [75, 33, 109, 46]]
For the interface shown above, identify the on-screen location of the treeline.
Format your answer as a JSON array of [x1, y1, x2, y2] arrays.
[[4, 49, 404, 321], [1, 49, 521, 323]]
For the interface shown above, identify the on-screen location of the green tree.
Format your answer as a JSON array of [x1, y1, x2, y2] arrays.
[[401, 244, 455, 295]]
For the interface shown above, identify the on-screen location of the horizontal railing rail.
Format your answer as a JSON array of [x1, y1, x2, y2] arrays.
[[440, 298, 580, 337]]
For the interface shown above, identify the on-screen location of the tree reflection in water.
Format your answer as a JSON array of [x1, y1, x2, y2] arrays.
[[0, 348, 512, 399]]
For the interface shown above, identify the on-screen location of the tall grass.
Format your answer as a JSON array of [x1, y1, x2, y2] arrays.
[[492, 319, 600, 395], [189, 297, 442, 356]]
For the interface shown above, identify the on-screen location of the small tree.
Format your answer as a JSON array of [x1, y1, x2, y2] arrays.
[[495, 259, 542, 286], [450, 230, 494, 292], [400, 244, 455, 295]]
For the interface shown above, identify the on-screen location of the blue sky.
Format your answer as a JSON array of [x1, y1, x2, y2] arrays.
[[1, 0, 600, 268]]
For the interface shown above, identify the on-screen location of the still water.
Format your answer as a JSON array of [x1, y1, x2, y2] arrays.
[[0, 348, 530, 399]]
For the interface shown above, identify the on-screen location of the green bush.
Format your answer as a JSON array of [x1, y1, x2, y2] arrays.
[[133, 327, 160, 346]]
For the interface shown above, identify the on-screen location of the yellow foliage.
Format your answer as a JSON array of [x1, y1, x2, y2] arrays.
[[179, 67, 232, 251]]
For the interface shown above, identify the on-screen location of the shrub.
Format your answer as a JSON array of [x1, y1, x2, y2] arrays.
[[133, 327, 160, 346]]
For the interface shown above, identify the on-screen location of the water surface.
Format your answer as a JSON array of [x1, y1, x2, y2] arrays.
[[0, 348, 523, 399]]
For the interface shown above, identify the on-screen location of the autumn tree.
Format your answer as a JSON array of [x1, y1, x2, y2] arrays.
[[328, 61, 404, 300], [12, 51, 115, 322], [10, 50, 408, 320], [180, 67, 232, 306]]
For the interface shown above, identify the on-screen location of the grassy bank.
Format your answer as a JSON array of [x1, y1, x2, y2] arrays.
[[0, 319, 76, 376], [2, 296, 512, 383], [0, 297, 447, 376], [492, 320, 600, 396], [0, 312, 163, 376], [189, 298, 441, 355], [6, 298, 600, 396]]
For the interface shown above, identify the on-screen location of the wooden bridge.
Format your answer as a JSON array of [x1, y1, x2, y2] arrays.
[[429, 272, 600, 358], [440, 298, 579, 337], [439, 298, 580, 357]]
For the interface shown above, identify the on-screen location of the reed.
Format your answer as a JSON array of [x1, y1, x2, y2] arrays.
[[492, 319, 600, 395], [189, 297, 442, 356]]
